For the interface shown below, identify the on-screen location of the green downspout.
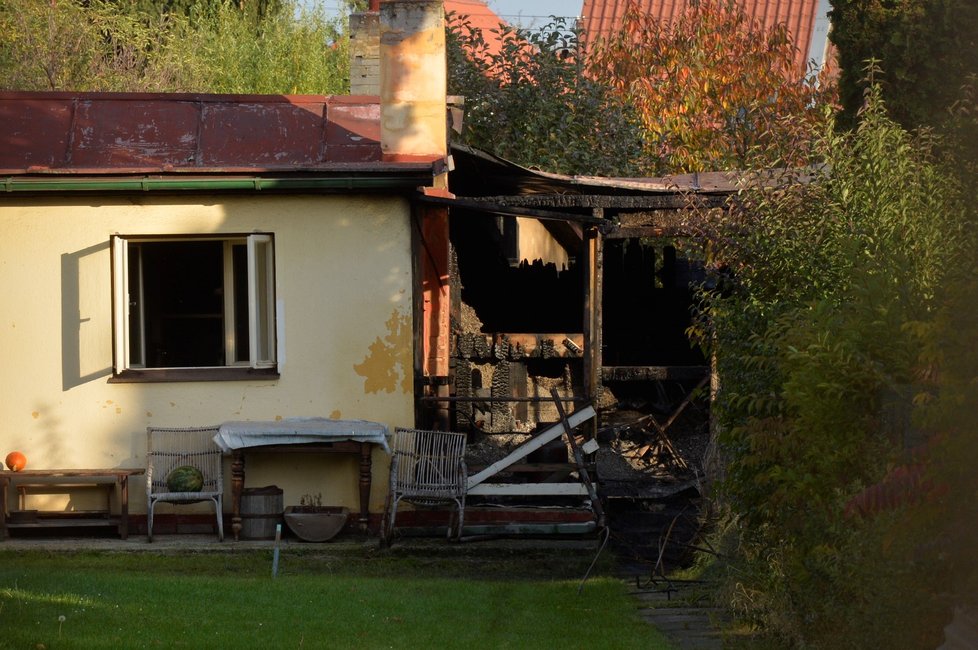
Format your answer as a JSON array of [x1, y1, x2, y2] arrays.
[[0, 176, 429, 193]]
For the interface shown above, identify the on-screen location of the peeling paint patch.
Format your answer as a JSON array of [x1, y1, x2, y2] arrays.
[[354, 309, 412, 394], [330, 409, 342, 419]]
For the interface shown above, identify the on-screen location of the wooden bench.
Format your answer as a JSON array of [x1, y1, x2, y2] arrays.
[[0, 469, 144, 540]]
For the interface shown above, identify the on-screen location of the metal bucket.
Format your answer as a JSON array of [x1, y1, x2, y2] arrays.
[[240, 485, 283, 540]]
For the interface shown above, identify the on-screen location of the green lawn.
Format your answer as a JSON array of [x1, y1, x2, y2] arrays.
[[0, 549, 670, 649]]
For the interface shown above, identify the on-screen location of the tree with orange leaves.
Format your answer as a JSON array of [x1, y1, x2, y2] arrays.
[[587, 0, 836, 174]]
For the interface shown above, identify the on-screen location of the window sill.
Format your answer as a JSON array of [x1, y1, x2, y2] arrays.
[[109, 367, 280, 383]]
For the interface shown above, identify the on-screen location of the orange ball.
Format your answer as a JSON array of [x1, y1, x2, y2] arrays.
[[5, 451, 26, 472]]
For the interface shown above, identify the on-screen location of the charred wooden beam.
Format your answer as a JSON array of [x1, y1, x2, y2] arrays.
[[605, 226, 699, 239], [490, 360, 513, 432], [419, 395, 587, 403], [512, 361, 528, 421], [606, 209, 726, 239], [416, 193, 606, 224], [467, 405, 597, 489], [601, 366, 710, 382], [457, 193, 731, 210], [618, 210, 705, 228], [454, 333, 585, 360], [466, 462, 592, 473], [543, 219, 584, 250], [455, 357, 474, 428]]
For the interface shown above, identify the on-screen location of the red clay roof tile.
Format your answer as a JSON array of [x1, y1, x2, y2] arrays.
[[581, 0, 833, 73]]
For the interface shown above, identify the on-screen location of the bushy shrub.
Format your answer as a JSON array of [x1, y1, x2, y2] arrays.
[[698, 83, 974, 647]]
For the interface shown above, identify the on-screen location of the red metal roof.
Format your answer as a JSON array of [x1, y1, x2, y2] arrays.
[[581, 0, 831, 73], [0, 92, 442, 176]]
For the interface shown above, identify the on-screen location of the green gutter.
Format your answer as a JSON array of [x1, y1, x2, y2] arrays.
[[1, 175, 431, 193]]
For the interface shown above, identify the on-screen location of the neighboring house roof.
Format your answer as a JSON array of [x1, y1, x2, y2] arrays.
[[0, 92, 444, 184], [444, 0, 510, 59], [580, 0, 834, 74]]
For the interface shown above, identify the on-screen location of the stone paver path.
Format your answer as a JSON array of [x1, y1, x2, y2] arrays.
[[629, 585, 725, 649]]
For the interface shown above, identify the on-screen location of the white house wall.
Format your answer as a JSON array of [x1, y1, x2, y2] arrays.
[[0, 194, 414, 515]]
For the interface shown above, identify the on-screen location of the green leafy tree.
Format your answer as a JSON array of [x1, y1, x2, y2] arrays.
[[101, 0, 283, 23], [447, 16, 649, 176], [0, 0, 349, 94], [0, 0, 177, 91], [587, 0, 836, 174], [829, 0, 978, 131], [165, 1, 349, 93]]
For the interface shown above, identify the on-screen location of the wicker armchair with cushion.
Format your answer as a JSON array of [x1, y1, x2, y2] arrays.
[[146, 425, 224, 542]]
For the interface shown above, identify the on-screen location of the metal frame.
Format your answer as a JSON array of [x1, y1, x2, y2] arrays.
[[383, 428, 467, 544]]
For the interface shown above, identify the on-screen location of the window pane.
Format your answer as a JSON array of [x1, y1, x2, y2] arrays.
[[232, 243, 250, 363], [138, 241, 225, 367]]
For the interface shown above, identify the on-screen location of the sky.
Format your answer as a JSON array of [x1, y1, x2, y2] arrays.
[[482, 0, 584, 29], [307, 1, 585, 29]]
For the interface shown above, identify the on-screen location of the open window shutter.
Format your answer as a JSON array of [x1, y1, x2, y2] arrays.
[[111, 236, 130, 373], [247, 234, 276, 368]]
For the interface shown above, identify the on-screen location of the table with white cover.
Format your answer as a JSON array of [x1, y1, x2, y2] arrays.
[[216, 418, 390, 540]]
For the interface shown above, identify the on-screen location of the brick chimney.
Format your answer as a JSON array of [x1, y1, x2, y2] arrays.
[[379, 0, 447, 160], [349, 2, 380, 95]]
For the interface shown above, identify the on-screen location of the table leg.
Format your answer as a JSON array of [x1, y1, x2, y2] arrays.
[[119, 475, 129, 539], [231, 450, 245, 541], [358, 443, 371, 531], [0, 477, 8, 541]]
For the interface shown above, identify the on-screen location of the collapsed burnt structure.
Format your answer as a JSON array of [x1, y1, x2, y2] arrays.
[[414, 144, 738, 561], [345, 1, 734, 558]]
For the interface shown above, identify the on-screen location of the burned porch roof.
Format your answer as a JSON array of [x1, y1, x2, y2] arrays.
[[449, 143, 741, 198], [428, 143, 739, 232], [0, 91, 446, 191]]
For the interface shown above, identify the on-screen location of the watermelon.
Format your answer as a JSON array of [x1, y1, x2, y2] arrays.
[[166, 465, 204, 492]]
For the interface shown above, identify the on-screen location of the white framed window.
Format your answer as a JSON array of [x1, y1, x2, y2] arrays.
[[111, 234, 276, 378]]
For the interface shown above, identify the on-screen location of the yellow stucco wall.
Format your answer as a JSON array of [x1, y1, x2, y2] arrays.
[[0, 193, 414, 516], [517, 217, 570, 269]]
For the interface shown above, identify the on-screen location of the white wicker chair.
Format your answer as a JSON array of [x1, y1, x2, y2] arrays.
[[146, 426, 224, 542], [383, 428, 467, 544]]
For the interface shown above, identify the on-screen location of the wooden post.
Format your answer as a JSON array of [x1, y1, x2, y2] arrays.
[[582, 217, 603, 436], [231, 450, 245, 541], [358, 443, 372, 530], [119, 474, 129, 539], [582, 227, 595, 400], [0, 475, 9, 540], [418, 203, 451, 430], [551, 388, 605, 528], [593, 220, 604, 402]]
